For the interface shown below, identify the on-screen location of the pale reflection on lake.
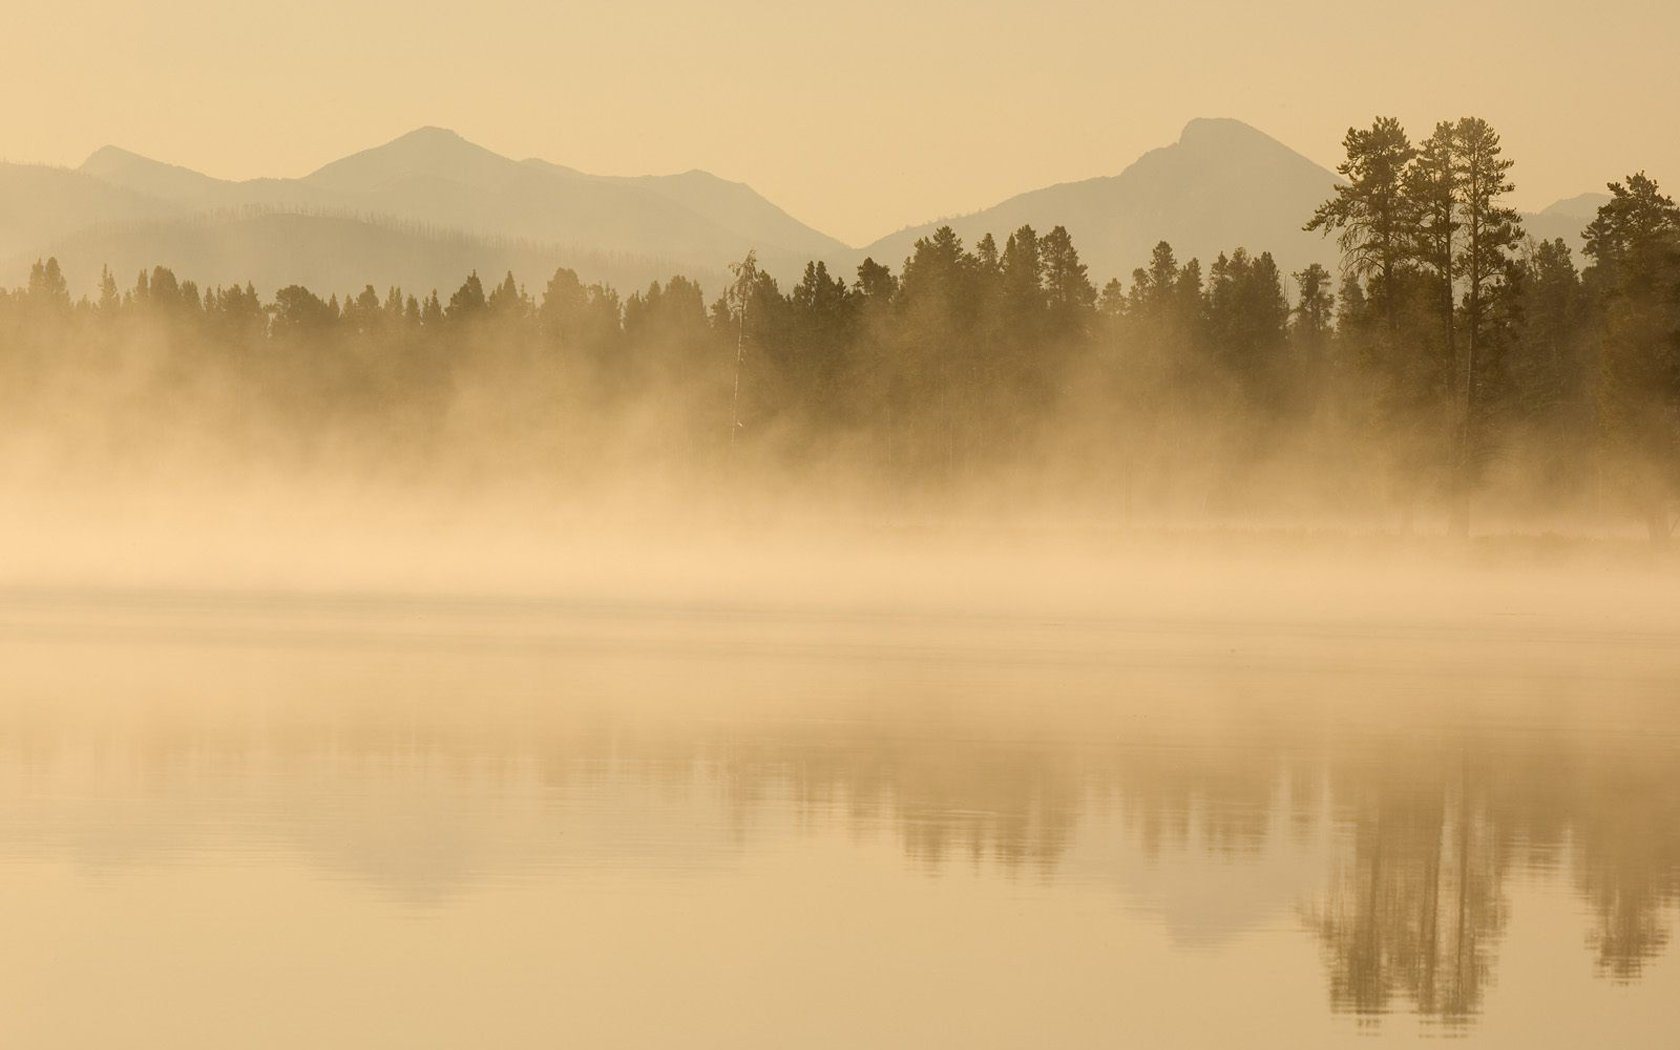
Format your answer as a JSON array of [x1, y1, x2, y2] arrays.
[[1, 582, 1676, 1048]]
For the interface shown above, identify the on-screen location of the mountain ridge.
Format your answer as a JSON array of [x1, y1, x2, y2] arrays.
[[854, 118, 1346, 283], [2, 127, 844, 295], [5, 121, 1611, 296]]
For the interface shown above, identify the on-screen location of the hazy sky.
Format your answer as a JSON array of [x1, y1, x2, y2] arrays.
[[4, 0, 1675, 246]]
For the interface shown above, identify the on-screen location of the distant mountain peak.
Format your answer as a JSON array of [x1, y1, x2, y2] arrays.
[[1540, 192, 1612, 220], [658, 168, 747, 190], [1179, 117, 1264, 142], [1169, 116, 1310, 162], [78, 144, 224, 200], [81, 144, 151, 169], [353, 125, 499, 160], [862, 116, 1346, 284], [388, 125, 470, 146], [304, 126, 515, 192], [80, 144, 204, 178]]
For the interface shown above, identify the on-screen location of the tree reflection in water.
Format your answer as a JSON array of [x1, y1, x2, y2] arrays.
[[2, 652, 1676, 1032]]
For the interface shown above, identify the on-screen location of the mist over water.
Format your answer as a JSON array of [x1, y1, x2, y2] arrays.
[[3, 242, 1678, 1048], [3, 84, 1679, 1049], [5, 248, 1679, 1046], [3, 573, 1678, 1048]]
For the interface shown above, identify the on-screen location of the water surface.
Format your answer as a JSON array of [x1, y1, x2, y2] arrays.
[[2, 578, 1676, 1048]]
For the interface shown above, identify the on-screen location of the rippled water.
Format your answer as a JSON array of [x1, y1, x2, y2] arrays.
[[2, 581, 1677, 1048]]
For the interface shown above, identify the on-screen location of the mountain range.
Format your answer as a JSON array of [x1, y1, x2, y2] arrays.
[[0, 120, 1603, 300]]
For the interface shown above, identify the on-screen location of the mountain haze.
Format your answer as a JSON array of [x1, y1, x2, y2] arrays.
[[859, 119, 1346, 285], [858, 118, 1603, 289], [78, 146, 230, 203], [0, 164, 183, 264], [32, 211, 720, 311], [2, 128, 842, 297], [2, 120, 1609, 300], [1520, 190, 1615, 245], [1540, 192, 1614, 221]]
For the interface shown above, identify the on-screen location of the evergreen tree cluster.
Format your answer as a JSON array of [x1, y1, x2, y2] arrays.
[[1305, 117, 1680, 539]]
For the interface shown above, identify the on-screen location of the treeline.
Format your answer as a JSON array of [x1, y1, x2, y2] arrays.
[[0, 115, 1676, 538]]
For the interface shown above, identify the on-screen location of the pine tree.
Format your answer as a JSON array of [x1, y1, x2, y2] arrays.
[[420, 291, 444, 328], [1293, 264, 1336, 344], [1408, 122, 1460, 382], [1307, 117, 1419, 329], [97, 265, 121, 315], [1511, 239, 1588, 472], [446, 271, 486, 320], [1040, 225, 1096, 331], [1583, 173, 1680, 543], [1449, 117, 1524, 537]]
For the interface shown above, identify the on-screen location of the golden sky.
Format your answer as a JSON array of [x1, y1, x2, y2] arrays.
[[4, 0, 1674, 246]]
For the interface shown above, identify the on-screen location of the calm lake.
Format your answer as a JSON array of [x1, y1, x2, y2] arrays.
[[2, 566, 1676, 1048]]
